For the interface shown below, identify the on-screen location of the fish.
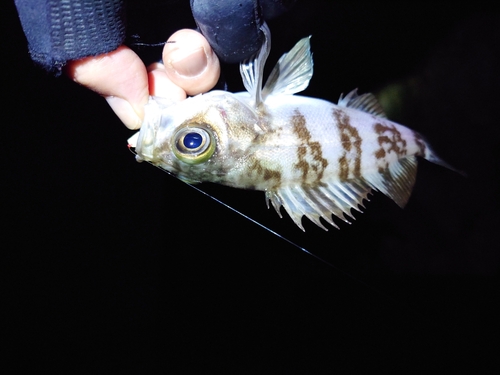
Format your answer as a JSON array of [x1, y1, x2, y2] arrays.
[[128, 23, 454, 231]]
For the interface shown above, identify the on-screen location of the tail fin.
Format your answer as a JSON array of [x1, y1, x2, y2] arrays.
[[424, 144, 466, 177], [417, 132, 466, 176]]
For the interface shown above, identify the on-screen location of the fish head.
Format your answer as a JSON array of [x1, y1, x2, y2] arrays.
[[131, 91, 262, 184]]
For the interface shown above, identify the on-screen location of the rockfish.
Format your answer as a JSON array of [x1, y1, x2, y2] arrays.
[[128, 24, 452, 231]]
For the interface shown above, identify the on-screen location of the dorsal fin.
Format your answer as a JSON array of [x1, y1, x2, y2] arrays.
[[338, 89, 387, 118], [261, 35, 314, 100], [239, 23, 271, 108]]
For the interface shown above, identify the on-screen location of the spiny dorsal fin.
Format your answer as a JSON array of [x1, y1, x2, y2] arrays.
[[338, 89, 387, 118], [261, 35, 313, 100], [240, 23, 271, 108]]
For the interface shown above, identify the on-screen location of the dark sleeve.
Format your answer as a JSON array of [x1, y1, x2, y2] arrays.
[[190, 0, 296, 64], [14, 0, 126, 75]]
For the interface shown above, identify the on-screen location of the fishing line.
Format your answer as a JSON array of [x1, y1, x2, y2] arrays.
[[128, 145, 424, 316], [187, 181, 432, 321], [129, 42, 167, 47], [183, 180, 409, 303]]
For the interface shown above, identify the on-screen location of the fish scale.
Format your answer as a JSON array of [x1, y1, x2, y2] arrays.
[[128, 23, 454, 231]]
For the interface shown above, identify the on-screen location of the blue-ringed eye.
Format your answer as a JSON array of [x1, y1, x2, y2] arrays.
[[173, 127, 215, 165]]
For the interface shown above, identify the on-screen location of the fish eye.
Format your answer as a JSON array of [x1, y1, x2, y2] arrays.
[[173, 127, 215, 164], [183, 132, 203, 149]]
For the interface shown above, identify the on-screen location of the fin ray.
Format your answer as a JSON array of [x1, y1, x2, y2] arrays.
[[269, 181, 372, 231], [364, 156, 418, 208], [240, 23, 271, 107], [265, 157, 419, 230], [338, 89, 387, 118], [262, 36, 314, 99]]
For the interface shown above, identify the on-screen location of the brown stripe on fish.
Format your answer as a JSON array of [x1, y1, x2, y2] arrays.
[[333, 109, 362, 181], [248, 159, 282, 187], [374, 123, 407, 158], [413, 132, 427, 157], [291, 110, 328, 184]]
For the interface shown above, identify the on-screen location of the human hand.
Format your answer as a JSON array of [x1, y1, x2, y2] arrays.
[[191, 0, 295, 63], [65, 29, 220, 130], [63, 1, 294, 130]]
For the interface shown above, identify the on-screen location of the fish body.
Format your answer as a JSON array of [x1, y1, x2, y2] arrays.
[[129, 24, 450, 231]]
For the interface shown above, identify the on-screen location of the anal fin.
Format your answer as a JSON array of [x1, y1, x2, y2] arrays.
[[266, 180, 373, 231], [265, 157, 420, 231], [364, 156, 418, 208]]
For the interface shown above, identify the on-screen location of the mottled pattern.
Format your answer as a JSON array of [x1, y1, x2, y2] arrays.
[[131, 31, 450, 232], [374, 123, 407, 157], [374, 122, 408, 171], [291, 110, 328, 185], [333, 109, 362, 181], [248, 159, 282, 187], [413, 132, 427, 157]]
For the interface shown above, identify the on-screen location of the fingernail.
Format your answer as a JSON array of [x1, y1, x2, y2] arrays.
[[105, 96, 142, 130], [169, 47, 207, 77]]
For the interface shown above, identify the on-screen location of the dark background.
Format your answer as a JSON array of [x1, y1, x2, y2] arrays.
[[4, 1, 499, 372]]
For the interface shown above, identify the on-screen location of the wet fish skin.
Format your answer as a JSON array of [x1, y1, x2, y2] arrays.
[[129, 23, 452, 231]]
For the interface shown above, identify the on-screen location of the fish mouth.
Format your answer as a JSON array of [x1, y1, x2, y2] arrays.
[[127, 132, 140, 148]]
